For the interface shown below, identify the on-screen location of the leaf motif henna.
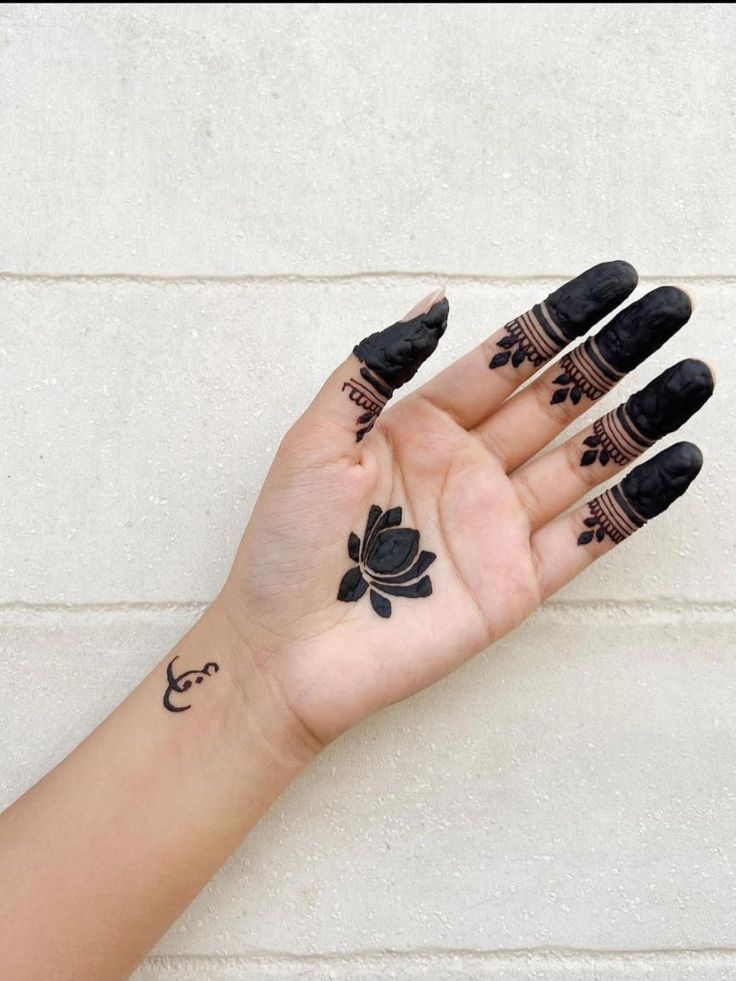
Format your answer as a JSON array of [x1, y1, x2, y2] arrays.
[[348, 532, 360, 561], [337, 505, 436, 618], [550, 335, 623, 405], [490, 304, 566, 370], [337, 566, 369, 602]]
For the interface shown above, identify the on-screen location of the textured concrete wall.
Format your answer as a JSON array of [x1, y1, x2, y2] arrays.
[[1, 4, 734, 980]]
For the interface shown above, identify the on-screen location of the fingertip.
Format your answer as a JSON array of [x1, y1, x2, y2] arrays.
[[648, 284, 693, 322], [545, 259, 639, 339], [400, 287, 447, 323], [690, 356, 717, 389], [609, 258, 639, 292], [622, 440, 703, 520], [625, 358, 715, 440], [672, 439, 704, 476], [678, 284, 697, 314]]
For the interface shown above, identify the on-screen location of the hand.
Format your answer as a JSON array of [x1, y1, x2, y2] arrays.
[[218, 262, 714, 749]]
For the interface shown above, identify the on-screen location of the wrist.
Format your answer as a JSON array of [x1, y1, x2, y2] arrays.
[[182, 600, 323, 775]]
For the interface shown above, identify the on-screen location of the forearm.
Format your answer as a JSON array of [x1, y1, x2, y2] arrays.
[[0, 604, 315, 981]]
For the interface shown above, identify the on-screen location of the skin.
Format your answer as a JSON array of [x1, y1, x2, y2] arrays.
[[0, 261, 715, 981]]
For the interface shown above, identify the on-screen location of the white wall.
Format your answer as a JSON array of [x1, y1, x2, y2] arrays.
[[1, 5, 734, 979]]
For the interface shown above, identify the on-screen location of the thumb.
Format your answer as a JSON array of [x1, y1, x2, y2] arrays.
[[295, 288, 449, 455]]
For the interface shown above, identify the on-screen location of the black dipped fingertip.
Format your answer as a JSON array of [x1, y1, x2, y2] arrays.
[[626, 359, 714, 440], [545, 260, 639, 340], [354, 296, 449, 390], [596, 285, 692, 373], [621, 441, 703, 520]]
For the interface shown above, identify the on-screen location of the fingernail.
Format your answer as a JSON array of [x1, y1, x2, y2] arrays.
[[621, 441, 703, 520], [401, 287, 446, 323]]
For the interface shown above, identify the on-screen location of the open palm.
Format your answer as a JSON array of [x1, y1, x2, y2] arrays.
[[220, 264, 712, 746]]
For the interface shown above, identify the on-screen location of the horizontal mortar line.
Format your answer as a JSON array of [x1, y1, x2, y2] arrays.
[[0, 271, 734, 287], [0, 599, 732, 620], [143, 946, 736, 965], [0, 600, 207, 615]]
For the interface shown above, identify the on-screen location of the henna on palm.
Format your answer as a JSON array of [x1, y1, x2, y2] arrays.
[[337, 505, 436, 618]]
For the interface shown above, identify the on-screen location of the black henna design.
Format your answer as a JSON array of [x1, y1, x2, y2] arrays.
[[577, 441, 702, 547], [490, 302, 567, 370], [163, 655, 220, 713], [580, 359, 714, 468], [551, 286, 692, 406], [345, 297, 449, 441], [551, 336, 624, 406], [581, 406, 653, 468], [341, 377, 387, 441], [337, 504, 436, 618], [577, 485, 645, 545], [489, 261, 637, 371]]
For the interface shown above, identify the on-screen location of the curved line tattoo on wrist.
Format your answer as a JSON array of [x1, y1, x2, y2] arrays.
[[489, 261, 638, 371], [337, 504, 436, 618], [577, 441, 702, 547], [580, 359, 714, 468], [345, 297, 449, 441], [550, 285, 692, 406], [163, 655, 220, 713]]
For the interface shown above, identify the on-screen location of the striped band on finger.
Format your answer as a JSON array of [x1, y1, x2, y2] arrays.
[[581, 404, 656, 467], [551, 336, 625, 406], [490, 302, 569, 370], [577, 485, 646, 546]]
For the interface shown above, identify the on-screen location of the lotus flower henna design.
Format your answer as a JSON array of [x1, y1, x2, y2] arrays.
[[337, 505, 436, 619]]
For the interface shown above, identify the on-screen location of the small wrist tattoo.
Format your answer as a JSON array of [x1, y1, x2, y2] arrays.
[[337, 504, 436, 618], [346, 297, 449, 441], [488, 261, 638, 372], [577, 442, 702, 548], [163, 655, 220, 713]]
